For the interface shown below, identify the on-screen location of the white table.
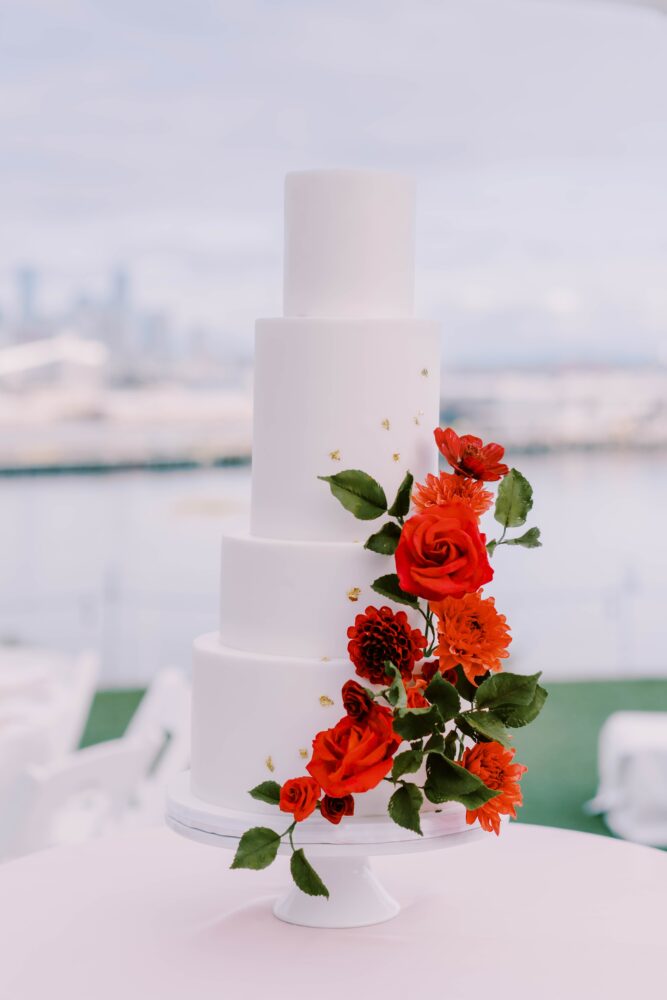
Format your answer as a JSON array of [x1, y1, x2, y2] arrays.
[[0, 823, 664, 999]]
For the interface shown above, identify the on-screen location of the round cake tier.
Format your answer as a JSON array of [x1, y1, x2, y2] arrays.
[[219, 531, 422, 658], [251, 317, 440, 541], [190, 633, 443, 819]]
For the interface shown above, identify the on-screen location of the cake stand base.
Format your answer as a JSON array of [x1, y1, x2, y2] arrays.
[[166, 771, 486, 929], [273, 855, 399, 928]]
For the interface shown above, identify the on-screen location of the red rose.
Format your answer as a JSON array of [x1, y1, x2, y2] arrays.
[[307, 702, 401, 797], [279, 776, 320, 822], [341, 679, 372, 721], [434, 427, 508, 482], [347, 606, 426, 685], [320, 794, 355, 825], [395, 504, 493, 601]]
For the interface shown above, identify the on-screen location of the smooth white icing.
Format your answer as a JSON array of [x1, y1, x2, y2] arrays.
[[250, 318, 440, 541], [190, 170, 444, 822], [219, 531, 422, 658], [283, 170, 415, 319]]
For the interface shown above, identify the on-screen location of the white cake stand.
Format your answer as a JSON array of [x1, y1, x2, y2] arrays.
[[166, 771, 486, 929]]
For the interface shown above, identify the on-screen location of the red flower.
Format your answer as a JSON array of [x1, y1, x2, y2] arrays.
[[279, 777, 320, 822], [434, 428, 508, 482], [406, 678, 429, 708], [461, 742, 527, 835], [341, 680, 373, 721], [307, 702, 401, 797], [347, 606, 426, 685], [395, 505, 493, 602], [320, 794, 355, 825]]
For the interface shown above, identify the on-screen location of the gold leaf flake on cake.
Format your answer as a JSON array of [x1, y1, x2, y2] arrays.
[[381, 418, 390, 431], [298, 748, 308, 760], [392, 453, 400, 463], [414, 409, 424, 426], [319, 695, 334, 707], [421, 368, 429, 377], [321, 655, 330, 662], [329, 449, 341, 461], [347, 586, 361, 602], [265, 756, 275, 773]]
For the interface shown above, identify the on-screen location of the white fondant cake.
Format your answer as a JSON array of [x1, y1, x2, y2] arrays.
[[190, 170, 462, 829]]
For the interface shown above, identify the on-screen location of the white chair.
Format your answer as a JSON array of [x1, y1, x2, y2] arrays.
[[586, 711, 667, 846], [123, 667, 191, 824], [0, 733, 161, 861]]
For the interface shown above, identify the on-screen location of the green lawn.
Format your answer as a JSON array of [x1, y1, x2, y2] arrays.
[[81, 680, 667, 838]]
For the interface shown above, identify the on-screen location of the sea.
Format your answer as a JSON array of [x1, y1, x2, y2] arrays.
[[2, 451, 666, 686]]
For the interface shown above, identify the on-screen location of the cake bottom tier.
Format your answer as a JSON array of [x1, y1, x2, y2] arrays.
[[190, 632, 463, 825]]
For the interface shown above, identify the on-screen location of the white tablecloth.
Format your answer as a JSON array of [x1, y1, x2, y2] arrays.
[[0, 823, 664, 999]]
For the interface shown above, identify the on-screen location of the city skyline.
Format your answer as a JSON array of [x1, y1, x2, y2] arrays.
[[1, 0, 666, 366]]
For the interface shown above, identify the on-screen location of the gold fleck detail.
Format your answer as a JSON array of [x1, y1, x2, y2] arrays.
[[414, 409, 425, 426], [381, 418, 390, 431], [392, 452, 400, 463], [347, 586, 361, 602], [299, 748, 308, 759], [329, 449, 341, 461], [321, 655, 330, 662], [319, 695, 334, 707], [421, 368, 429, 377], [265, 756, 275, 773]]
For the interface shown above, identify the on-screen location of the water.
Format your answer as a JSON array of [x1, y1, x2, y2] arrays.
[[1, 452, 666, 685]]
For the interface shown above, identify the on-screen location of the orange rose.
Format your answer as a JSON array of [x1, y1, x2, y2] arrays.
[[307, 702, 401, 797], [320, 794, 355, 825], [279, 776, 320, 822], [395, 504, 493, 601]]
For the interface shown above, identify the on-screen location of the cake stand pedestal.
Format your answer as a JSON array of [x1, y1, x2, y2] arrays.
[[166, 771, 486, 929]]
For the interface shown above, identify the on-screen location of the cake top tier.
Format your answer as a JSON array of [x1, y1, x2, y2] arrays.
[[283, 170, 415, 319]]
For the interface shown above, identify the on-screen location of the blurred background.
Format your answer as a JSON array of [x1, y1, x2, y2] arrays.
[[1, 0, 666, 855]]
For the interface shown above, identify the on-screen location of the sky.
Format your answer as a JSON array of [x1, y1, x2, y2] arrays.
[[0, 0, 666, 366]]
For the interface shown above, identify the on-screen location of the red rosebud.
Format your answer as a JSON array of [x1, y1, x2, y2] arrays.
[[279, 776, 320, 822], [320, 794, 355, 825], [341, 679, 372, 721]]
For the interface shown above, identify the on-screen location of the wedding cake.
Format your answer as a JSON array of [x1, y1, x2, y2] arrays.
[[190, 169, 451, 821]]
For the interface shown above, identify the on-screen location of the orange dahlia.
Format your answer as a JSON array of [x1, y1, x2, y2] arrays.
[[431, 590, 511, 685], [461, 742, 527, 834], [413, 472, 493, 517]]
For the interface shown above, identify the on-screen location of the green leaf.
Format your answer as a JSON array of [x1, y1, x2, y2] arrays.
[[290, 849, 329, 898], [364, 521, 402, 555], [387, 471, 414, 518], [459, 710, 512, 747], [487, 539, 498, 557], [393, 704, 443, 740], [388, 783, 423, 835], [318, 470, 387, 520], [475, 671, 542, 711], [423, 753, 499, 806], [443, 729, 459, 760], [384, 661, 407, 709], [504, 526, 542, 549], [248, 781, 282, 806], [231, 827, 281, 870], [457, 785, 503, 810], [453, 665, 479, 704], [425, 672, 461, 722], [424, 732, 445, 754], [371, 573, 419, 609], [391, 748, 424, 780], [495, 684, 548, 728], [494, 468, 533, 529]]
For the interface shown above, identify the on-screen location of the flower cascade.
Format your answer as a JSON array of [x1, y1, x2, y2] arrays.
[[232, 427, 546, 899]]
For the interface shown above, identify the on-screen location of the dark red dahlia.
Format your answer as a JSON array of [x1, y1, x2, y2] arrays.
[[434, 427, 509, 482], [347, 605, 426, 685]]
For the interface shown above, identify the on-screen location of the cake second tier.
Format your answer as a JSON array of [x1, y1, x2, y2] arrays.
[[251, 317, 440, 541]]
